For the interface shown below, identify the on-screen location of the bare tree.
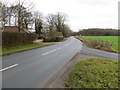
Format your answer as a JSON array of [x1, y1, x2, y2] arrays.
[[46, 14, 56, 32], [2, 2, 8, 26], [55, 13, 66, 32], [10, 4, 18, 26], [7, 6, 13, 26], [46, 13, 71, 36], [6, 0, 34, 31], [33, 12, 43, 36], [0, 2, 2, 29], [62, 24, 73, 36]]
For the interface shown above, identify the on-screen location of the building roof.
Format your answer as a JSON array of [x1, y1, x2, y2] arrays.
[[3, 26, 31, 33]]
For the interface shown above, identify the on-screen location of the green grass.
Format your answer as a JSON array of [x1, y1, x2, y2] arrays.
[[2, 43, 54, 55], [65, 58, 118, 88], [2, 37, 68, 55], [82, 36, 119, 52], [62, 38, 68, 41]]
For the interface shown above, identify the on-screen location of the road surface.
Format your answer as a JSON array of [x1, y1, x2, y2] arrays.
[[2, 36, 83, 88], [2, 36, 119, 88], [79, 45, 119, 60]]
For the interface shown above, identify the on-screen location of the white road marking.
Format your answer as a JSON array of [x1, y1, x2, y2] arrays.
[[65, 41, 73, 46], [65, 43, 70, 46], [42, 40, 74, 56], [0, 64, 19, 72], [42, 47, 62, 56], [57, 47, 62, 50], [42, 49, 56, 56]]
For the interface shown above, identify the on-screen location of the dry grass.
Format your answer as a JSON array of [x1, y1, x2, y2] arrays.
[[76, 36, 117, 53]]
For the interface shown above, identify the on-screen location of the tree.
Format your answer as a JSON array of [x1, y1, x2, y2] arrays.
[[46, 14, 56, 32], [2, 2, 8, 26], [1, 0, 34, 31], [0, 2, 2, 29], [46, 13, 72, 37], [34, 12, 43, 36], [2, 0, 72, 36], [55, 13, 66, 32], [62, 24, 73, 36]]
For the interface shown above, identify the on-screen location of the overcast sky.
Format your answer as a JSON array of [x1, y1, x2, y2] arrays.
[[3, 0, 119, 31]]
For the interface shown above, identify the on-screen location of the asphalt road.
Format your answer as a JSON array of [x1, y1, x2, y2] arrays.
[[2, 36, 83, 88], [79, 45, 119, 60], [2, 36, 119, 88]]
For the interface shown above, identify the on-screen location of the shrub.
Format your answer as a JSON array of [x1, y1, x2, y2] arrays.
[[48, 30, 63, 37], [43, 30, 64, 42], [37, 35, 43, 39], [2, 32, 37, 46], [43, 36, 63, 42]]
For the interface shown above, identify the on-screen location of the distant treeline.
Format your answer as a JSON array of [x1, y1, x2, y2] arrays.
[[77, 28, 119, 36]]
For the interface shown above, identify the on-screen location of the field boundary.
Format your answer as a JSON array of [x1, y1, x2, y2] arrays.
[[76, 36, 119, 53]]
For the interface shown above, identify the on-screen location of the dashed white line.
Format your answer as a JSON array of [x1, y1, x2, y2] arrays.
[[42, 49, 56, 56], [65, 41, 73, 46], [42, 40, 74, 56], [65, 43, 70, 46], [42, 47, 62, 56], [0, 40, 74, 72], [57, 47, 62, 50], [0, 64, 19, 72]]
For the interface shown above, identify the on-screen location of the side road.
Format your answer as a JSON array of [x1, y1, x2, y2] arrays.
[[47, 45, 119, 88], [80, 45, 119, 60]]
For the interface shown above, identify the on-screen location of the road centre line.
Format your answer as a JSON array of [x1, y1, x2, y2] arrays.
[[57, 47, 62, 50], [0, 64, 19, 72], [1, 40, 73, 72], [1, 47, 63, 71], [65, 43, 70, 46], [42, 40, 73, 56], [42, 47, 62, 56], [65, 41, 73, 46]]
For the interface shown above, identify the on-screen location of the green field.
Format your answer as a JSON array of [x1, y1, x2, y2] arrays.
[[82, 36, 119, 52], [65, 58, 118, 88]]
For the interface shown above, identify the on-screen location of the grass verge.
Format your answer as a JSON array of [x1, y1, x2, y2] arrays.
[[2, 43, 55, 55], [62, 38, 67, 41], [2, 37, 68, 56], [65, 58, 118, 88]]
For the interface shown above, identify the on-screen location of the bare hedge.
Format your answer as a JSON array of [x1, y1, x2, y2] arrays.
[[2, 32, 37, 46]]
